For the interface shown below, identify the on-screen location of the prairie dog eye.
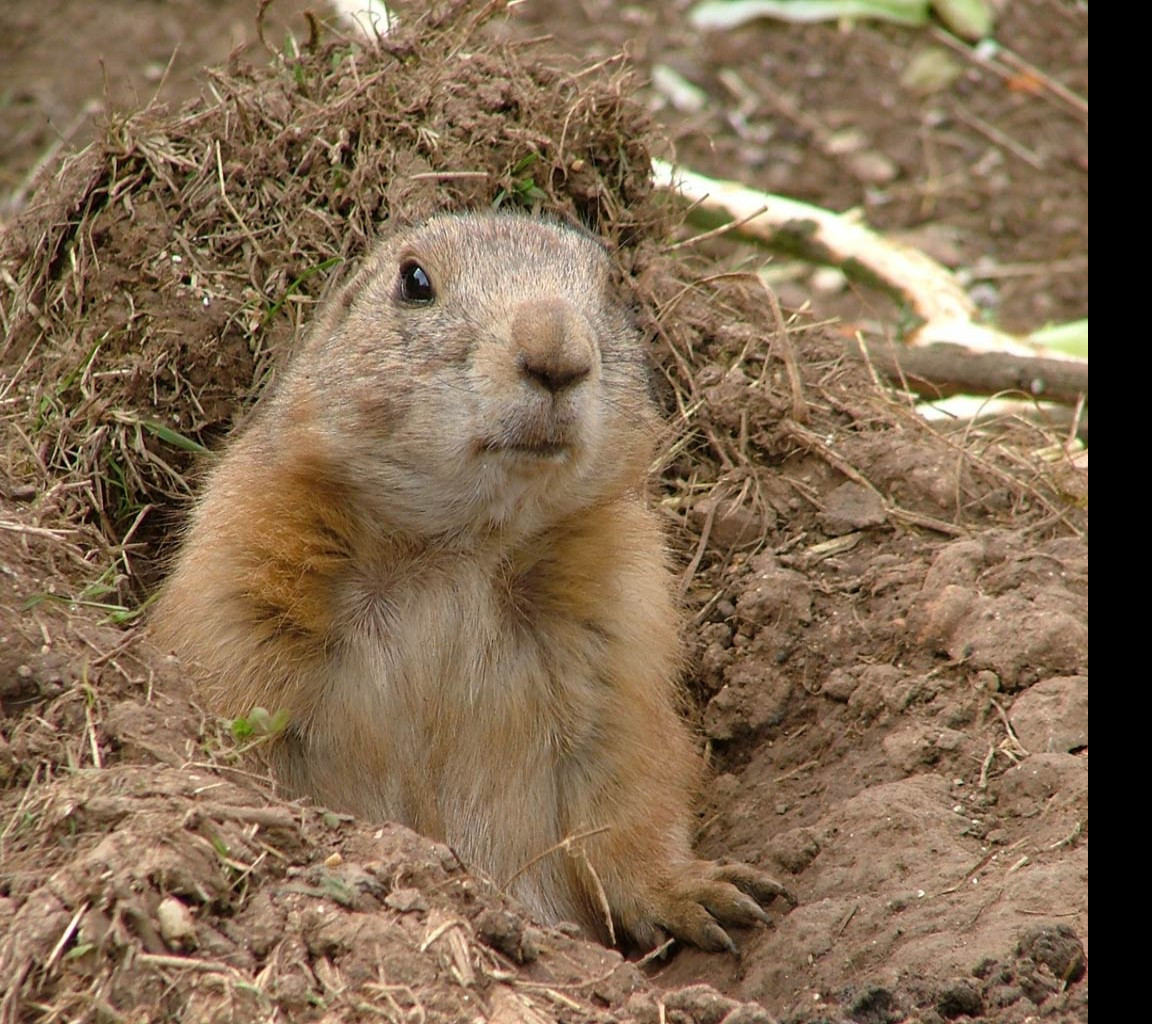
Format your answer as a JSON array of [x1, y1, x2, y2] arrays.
[[398, 260, 435, 304]]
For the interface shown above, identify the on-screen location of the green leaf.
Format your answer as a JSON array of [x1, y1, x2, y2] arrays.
[[932, 0, 994, 40], [1029, 318, 1088, 360], [140, 420, 212, 455], [690, 0, 930, 31], [263, 257, 344, 326], [230, 706, 291, 742]]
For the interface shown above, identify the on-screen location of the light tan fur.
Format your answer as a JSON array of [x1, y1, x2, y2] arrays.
[[154, 212, 791, 950]]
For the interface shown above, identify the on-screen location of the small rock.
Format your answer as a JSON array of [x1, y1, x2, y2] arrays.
[[820, 668, 859, 703], [663, 984, 740, 1024], [1017, 967, 1062, 1005], [825, 127, 868, 154], [936, 699, 976, 729], [818, 482, 887, 535], [692, 495, 772, 548], [768, 827, 820, 874], [810, 266, 848, 294], [976, 670, 1001, 693], [921, 539, 994, 590], [936, 978, 983, 1018], [703, 367, 753, 431], [1017, 922, 1086, 983], [1008, 676, 1088, 753], [848, 664, 917, 720], [156, 896, 197, 950], [985, 983, 1029, 1010], [934, 727, 966, 752], [735, 555, 813, 626], [883, 723, 939, 773], [705, 660, 792, 741], [384, 887, 428, 913], [845, 150, 899, 185], [474, 908, 539, 964], [847, 985, 902, 1024], [622, 992, 666, 1024], [909, 584, 978, 651], [700, 641, 731, 691], [995, 753, 1086, 818]]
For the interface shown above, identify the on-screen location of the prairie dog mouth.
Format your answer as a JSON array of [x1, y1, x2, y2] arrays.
[[473, 401, 583, 461], [476, 437, 572, 460]]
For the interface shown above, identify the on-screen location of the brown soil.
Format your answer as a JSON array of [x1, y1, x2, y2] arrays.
[[0, 2, 1087, 1023]]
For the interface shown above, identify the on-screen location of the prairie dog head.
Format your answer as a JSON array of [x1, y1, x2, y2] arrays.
[[268, 213, 658, 537]]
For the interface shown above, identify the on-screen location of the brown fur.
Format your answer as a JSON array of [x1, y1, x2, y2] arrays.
[[153, 212, 791, 950]]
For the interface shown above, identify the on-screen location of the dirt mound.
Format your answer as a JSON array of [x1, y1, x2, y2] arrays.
[[1, 2, 1086, 1021]]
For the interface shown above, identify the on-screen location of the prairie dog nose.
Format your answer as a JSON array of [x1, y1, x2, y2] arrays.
[[511, 297, 595, 394]]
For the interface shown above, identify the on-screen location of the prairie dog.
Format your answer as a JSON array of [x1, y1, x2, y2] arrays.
[[154, 212, 791, 950]]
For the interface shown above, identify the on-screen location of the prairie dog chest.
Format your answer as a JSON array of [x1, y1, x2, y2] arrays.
[[324, 548, 605, 768], [277, 547, 608, 868]]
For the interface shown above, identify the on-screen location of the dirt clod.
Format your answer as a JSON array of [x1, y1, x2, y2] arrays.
[[1017, 922, 1087, 984]]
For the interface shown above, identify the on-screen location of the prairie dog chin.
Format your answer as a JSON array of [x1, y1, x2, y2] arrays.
[[155, 211, 793, 951]]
